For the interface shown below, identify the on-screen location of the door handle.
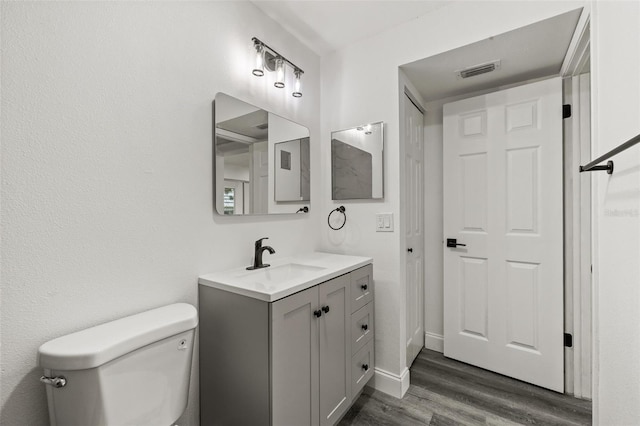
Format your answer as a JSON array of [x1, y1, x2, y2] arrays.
[[446, 238, 467, 248]]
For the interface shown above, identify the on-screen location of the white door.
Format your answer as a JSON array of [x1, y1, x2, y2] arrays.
[[404, 94, 425, 366], [250, 141, 268, 214], [443, 78, 564, 392]]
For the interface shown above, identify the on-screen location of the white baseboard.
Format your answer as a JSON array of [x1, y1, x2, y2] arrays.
[[425, 332, 444, 353], [370, 367, 410, 398]]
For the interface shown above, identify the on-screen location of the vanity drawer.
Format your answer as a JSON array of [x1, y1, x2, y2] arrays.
[[350, 264, 373, 313], [351, 339, 374, 398], [351, 303, 374, 355]]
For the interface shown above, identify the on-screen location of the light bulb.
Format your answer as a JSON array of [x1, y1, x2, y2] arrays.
[[292, 69, 302, 98], [274, 58, 285, 88], [252, 43, 264, 77]]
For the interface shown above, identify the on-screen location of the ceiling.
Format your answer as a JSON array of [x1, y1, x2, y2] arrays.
[[401, 8, 583, 102], [251, 1, 449, 55], [251, 3, 583, 103]]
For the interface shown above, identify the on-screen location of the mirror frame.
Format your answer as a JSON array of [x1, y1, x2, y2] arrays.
[[331, 121, 384, 200], [213, 93, 311, 216]]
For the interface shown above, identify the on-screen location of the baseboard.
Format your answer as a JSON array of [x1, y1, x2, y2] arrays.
[[370, 367, 410, 398], [425, 332, 444, 353]]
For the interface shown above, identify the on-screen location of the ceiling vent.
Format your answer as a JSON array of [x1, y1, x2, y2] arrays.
[[456, 60, 501, 79]]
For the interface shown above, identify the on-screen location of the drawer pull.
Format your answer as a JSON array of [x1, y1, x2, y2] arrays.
[[313, 310, 322, 318], [362, 364, 369, 372], [361, 284, 368, 291], [361, 324, 368, 331], [322, 305, 330, 314]]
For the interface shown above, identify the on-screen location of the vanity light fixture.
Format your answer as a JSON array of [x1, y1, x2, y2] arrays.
[[251, 37, 304, 98], [252, 41, 265, 77], [274, 58, 285, 88], [292, 69, 302, 98]]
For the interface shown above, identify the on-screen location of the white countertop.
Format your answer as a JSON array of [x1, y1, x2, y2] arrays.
[[198, 252, 372, 302]]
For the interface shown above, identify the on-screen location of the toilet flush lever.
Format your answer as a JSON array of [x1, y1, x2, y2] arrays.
[[40, 375, 67, 388]]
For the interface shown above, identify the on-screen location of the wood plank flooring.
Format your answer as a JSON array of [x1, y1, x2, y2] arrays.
[[339, 349, 592, 426]]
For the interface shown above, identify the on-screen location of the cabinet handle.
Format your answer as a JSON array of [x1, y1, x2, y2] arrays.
[[361, 284, 368, 291], [313, 310, 322, 318], [362, 364, 369, 371], [361, 324, 368, 331], [322, 305, 330, 314]]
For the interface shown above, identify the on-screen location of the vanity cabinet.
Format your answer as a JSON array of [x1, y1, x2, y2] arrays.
[[199, 263, 373, 426]]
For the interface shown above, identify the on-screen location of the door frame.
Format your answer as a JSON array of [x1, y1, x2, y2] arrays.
[[399, 6, 592, 398], [560, 9, 592, 399]]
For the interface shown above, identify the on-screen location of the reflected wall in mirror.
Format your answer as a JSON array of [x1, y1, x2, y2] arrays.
[[331, 122, 384, 200], [214, 93, 310, 215]]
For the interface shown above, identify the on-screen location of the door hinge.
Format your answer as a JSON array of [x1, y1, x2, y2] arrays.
[[563, 104, 572, 119], [564, 333, 573, 348]]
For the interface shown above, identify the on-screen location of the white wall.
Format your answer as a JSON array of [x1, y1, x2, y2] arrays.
[[319, 0, 588, 395], [320, 0, 640, 419], [591, 1, 640, 423], [0, 2, 320, 425]]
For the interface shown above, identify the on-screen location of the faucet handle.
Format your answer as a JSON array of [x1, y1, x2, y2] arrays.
[[255, 237, 269, 248]]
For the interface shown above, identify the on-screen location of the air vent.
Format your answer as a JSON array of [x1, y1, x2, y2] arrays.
[[256, 123, 268, 130], [456, 60, 501, 79]]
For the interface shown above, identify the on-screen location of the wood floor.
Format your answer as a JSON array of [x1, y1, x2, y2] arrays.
[[339, 349, 592, 426]]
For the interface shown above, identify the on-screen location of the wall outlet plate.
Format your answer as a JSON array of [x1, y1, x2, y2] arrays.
[[376, 213, 393, 232]]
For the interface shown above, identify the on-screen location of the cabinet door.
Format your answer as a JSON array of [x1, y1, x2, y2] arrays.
[[318, 275, 351, 426], [272, 286, 320, 426]]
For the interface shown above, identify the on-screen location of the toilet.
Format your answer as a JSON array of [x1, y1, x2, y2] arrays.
[[38, 303, 198, 426]]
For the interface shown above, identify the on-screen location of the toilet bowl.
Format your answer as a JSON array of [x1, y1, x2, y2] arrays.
[[38, 303, 198, 426]]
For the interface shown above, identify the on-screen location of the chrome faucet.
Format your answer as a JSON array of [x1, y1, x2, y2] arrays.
[[247, 237, 276, 270]]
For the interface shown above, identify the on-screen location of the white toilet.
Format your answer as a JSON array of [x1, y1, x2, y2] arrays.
[[38, 303, 198, 426]]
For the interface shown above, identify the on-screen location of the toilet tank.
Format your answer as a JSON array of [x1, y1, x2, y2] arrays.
[[38, 303, 198, 426]]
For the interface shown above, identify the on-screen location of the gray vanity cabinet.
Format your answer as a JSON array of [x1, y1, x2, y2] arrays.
[[271, 274, 350, 426], [199, 264, 373, 426]]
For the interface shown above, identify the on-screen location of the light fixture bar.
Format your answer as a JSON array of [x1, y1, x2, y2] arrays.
[[251, 37, 304, 76]]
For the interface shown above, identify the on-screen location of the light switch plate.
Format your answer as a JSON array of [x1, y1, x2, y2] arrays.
[[376, 213, 394, 232]]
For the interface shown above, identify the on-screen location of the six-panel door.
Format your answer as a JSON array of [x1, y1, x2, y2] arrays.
[[443, 77, 564, 392]]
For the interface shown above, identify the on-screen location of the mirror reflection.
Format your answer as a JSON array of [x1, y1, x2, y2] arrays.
[[214, 93, 310, 215], [331, 122, 384, 200]]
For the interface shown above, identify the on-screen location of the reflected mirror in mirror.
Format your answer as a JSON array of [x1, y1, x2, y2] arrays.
[[214, 93, 310, 215], [331, 122, 384, 200]]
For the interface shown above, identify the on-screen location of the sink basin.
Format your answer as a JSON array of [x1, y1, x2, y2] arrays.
[[236, 263, 326, 284], [198, 252, 372, 302]]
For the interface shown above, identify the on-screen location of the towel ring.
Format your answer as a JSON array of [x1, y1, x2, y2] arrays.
[[328, 206, 347, 230]]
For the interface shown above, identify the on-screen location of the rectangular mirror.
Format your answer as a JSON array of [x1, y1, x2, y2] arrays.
[[214, 93, 310, 215], [331, 122, 384, 200]]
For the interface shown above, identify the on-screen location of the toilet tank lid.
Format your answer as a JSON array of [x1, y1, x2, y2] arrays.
[[38, 303, 198, 371]]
